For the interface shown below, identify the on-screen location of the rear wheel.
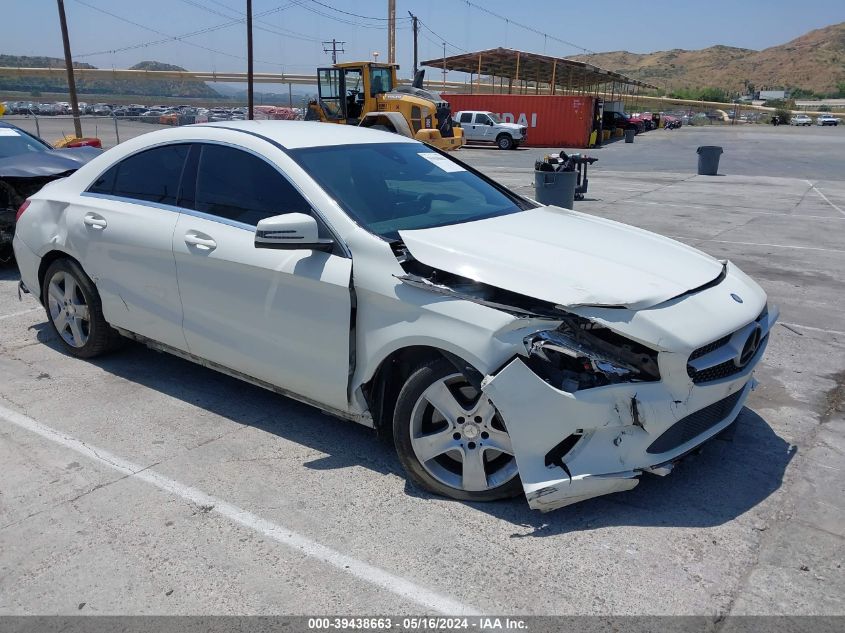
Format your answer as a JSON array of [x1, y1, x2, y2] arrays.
[[496, 134, 514, 150], [393, 359, 521, 501], [42, 258, 121, 358]]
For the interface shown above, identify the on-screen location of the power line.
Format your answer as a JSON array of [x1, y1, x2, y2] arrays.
[[177, 0, 318, 43], [459, 0, 595, 55], [72, 0, 289, 66], [417, 19, 467, 54], [287, 0, 409, 30], [306, 0, 409, 22]]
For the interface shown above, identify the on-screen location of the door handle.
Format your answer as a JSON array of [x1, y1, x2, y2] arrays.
[[184, 232, 217, 251], [83, 213, 107, 229]]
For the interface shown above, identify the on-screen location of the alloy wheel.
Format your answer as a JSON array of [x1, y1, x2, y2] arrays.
[[409, 373, 518, 492], [47, 271, 90, 348]]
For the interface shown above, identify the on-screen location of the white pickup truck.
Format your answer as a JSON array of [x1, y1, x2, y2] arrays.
[[454, 111, 527, 149]]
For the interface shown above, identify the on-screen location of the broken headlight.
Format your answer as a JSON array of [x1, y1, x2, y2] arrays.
[[523, 319, 660, 392]]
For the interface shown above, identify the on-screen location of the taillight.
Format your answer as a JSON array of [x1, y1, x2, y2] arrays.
[[15, 200, 30, 223]]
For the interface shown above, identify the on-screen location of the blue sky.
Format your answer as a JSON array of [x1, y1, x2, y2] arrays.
[[4, 0, 844, 80]]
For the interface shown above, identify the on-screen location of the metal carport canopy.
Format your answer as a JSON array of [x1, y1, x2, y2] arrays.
[[420, 47, 658, 92]]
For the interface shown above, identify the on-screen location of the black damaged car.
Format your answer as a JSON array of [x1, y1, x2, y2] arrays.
[[0, 121, 101, 261]]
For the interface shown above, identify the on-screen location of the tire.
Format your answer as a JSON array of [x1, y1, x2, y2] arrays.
[[41, 258, 121, 358], [392, 358, 522, 502], [496, 134, 514, 150]]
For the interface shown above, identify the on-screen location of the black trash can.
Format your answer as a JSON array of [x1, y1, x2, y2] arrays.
[[697, 145, 723, 175], [624, 128, 636, 143], [534, 169, 577, 209]]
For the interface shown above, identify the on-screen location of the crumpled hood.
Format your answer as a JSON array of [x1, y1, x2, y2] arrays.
[[399, 206, 724, 310], [0, 146, 101, 178]]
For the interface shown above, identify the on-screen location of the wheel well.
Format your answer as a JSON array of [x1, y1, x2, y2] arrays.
[[496, 132, 512, 140], [364, 346, 470, 439], [37, 250, 78, 299]]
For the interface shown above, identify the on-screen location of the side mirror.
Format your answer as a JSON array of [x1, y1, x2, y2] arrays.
[[487, 120, 494, 125], [255, 213, 334, 252]]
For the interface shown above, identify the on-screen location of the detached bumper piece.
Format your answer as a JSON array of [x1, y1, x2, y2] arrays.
[[482, 357, 754, 512]]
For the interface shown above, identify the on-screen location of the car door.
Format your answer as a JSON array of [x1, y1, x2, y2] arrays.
[[172, 143, 353, 412], [75, 143, 190, 350], [474, 113, 495, 141], [459, 112, 478, 141]]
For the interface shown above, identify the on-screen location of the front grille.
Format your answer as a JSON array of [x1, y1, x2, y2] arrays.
[[646, 390, 744, 454], [687, 307, 768, 384], [687, 334, 768, 384], [689, 335, 731, 361]]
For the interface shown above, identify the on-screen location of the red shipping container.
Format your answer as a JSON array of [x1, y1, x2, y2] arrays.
[[443, 94, 595, 148]]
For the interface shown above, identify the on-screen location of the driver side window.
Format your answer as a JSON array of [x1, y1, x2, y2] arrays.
[[181, 144, 311, 227], [474, 113, 490, 125]]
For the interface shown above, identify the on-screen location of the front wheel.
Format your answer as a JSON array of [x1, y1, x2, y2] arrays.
[[496, 134, 514, 150], [393, 359, 522, 502]]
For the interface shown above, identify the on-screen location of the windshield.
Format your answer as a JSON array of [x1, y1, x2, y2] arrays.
[[0, 126, 49, 159], [291, 143, 528, 240], [487, 112, 502, 123]]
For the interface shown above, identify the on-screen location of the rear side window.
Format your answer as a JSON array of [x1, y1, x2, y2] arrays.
[[459, 112, 472, 124], [94, 144, 189, 204], [184, 144, 311, 226], [88, 165, 117, 195]]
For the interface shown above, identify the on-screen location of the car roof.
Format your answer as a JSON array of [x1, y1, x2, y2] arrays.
[[198, 120, 417, 149]]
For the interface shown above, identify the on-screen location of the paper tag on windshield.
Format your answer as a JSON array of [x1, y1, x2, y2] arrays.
[[0, 128, 21, 136], [418, 152, 465, 173]]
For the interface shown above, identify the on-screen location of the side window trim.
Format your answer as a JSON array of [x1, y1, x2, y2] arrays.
[[83, 137, 351, 257]]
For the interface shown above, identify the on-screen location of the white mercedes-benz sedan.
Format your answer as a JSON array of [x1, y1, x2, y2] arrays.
[[13, 121, 777, 511]]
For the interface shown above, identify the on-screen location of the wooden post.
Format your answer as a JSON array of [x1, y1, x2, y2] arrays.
[[387, 0, 396, 64], [550, 60, 557, 96], [247, 0, 254, 120], [476, 54, 482, 93], [56, 0, 82, 138]]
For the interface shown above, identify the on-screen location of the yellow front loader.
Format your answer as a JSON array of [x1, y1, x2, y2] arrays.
[[305, 62, 463, 151]]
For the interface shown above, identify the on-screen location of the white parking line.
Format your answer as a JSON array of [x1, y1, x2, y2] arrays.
[[0, 307, 41, 321], [0, 403, 480, 616], [805, 180, 845, 217], [780, 321, 845, 337]]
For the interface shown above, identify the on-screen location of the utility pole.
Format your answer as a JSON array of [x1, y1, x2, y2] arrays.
[[442, 42, 447, 90], [246, 0, 254, 120], [322, 39, 345, 64], [408, 12, 418, 74], [387, 0, 396, 64], [56, 0, 82, 138]]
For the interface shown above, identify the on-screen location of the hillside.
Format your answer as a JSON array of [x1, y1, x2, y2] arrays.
[[574, 22, 845, 96], [0, 55, 221, 98]]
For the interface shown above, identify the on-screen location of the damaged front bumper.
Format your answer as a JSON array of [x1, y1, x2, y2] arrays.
[[481, 323, 772, 512]]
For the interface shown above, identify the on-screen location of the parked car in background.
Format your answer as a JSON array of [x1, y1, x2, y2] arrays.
[[453, 111, 527, 149], [790, 114, 812, 126], [603, 111, 643, 133], [630, 112, 655, 131], [0, 120, 101, 258], [13, 121, 777, 511], [816, 114, 840, 126]]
